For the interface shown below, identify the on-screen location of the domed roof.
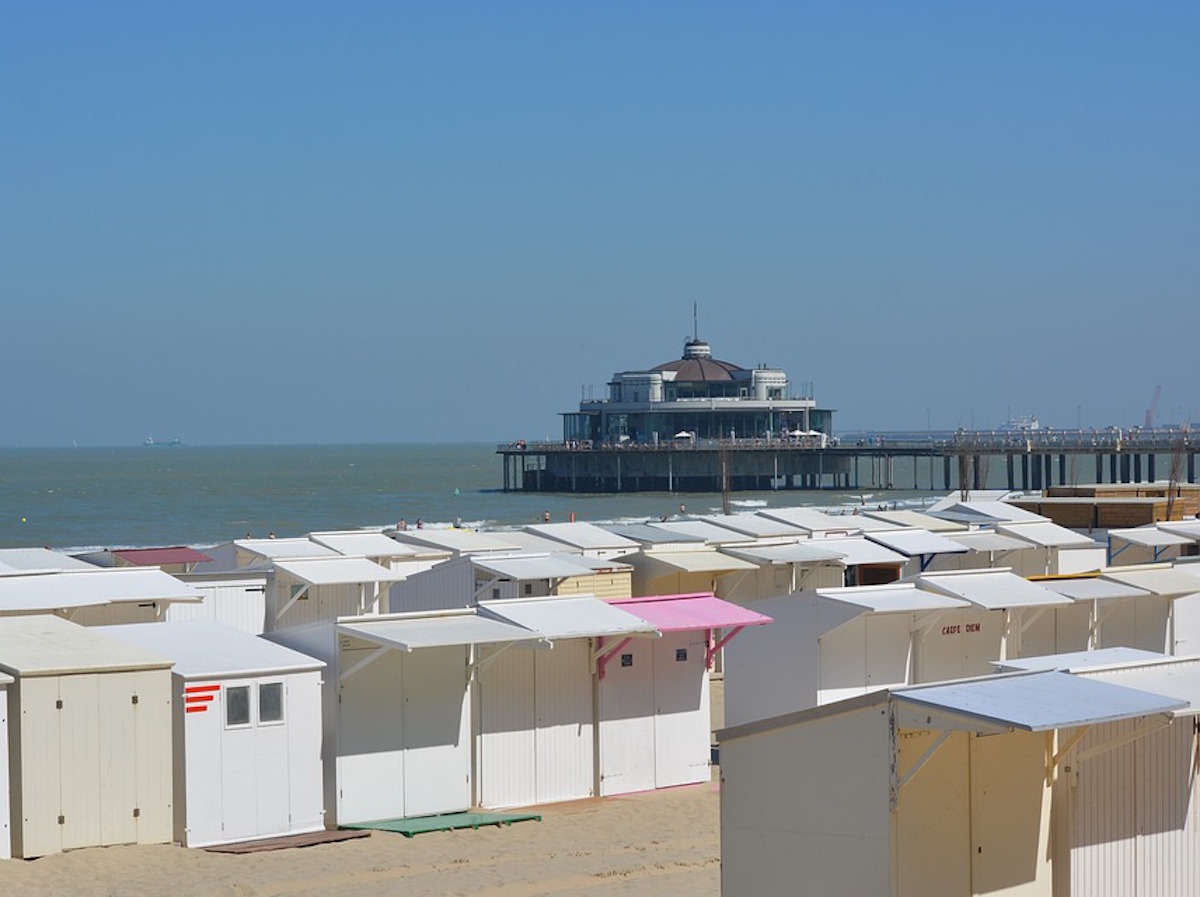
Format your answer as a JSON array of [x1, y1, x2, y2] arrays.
[[651, 338, 745, 382]]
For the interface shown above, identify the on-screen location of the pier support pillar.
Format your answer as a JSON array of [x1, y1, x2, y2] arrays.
[[944, 456, 952, 491], [1148, 454, 1156, 482], [1044, 455, 1053, 489], [1190, 453, 1196, 484], [1021, 455, 1030, 490], [1006, 455, 1015, 491], [1096, 455, 1104, 484], [973, 455, 982, 491], [1111, 454, 1118, 483], [1133, 454, 1142, 483], [1059, 454, 1067, 486], [1121, 454, 1131, 483]]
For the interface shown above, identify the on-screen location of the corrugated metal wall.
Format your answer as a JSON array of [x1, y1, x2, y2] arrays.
[[533, 642, 594, 803], [168, 579, 267, 634], [477, 648, 536, 808], [477, 641, 595, 808], [553, 572, 632, 599], [1065, 718, 1200, 896]]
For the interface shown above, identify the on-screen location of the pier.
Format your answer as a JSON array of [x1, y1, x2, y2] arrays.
[[498, 429, 1197, 494]]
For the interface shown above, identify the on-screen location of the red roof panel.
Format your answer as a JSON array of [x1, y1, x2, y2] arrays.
[[113, 546, 213, 566]]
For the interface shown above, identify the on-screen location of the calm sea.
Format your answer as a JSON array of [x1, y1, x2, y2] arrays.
[[0, 443, 943, 552]]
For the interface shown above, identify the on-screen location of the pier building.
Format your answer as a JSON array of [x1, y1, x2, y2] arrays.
[[560, 335, 834, 447]]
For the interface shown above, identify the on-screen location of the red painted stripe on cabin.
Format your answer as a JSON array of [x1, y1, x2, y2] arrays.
[[185, 694, 214, 703], [185, 684, 221, 694], [185, 705, 208, 714]]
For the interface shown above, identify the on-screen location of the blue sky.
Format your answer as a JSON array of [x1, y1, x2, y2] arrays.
[[3, 3, 1197, 446]]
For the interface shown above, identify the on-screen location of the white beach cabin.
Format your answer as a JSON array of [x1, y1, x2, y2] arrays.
[[0, 615, 174, 858], [391, 528, 527, 558], [718, 541, 848, 604], [1005, 651, 1200, 895], [310, 530, 454, 581], [390, 551, 633, 614], [0, 567, 204, 626], [269, 609, 544, 826], [723, 570, 1076, 728], [97, 621, 325, 848], [599, 593, 771, 795], [862, 527, 971, 576], [173, 569, 270, 634], [523, 521, 642, 559], [723, 582, 971, 728], [0, 547, 98, 572], [1091, 564, 1200, 653], [472, 595, 659, 808], [629, 544, 763, 598], [719, 671, 1187, 897], [266, 556, 406, 631]]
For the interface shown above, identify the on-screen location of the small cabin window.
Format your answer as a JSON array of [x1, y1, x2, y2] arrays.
[[225, 686, 251, 727], [524, 583, 533, 596], [259, 682, 284, 724]]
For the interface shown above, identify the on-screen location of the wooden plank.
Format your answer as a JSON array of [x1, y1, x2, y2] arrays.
[[204, 828, 371, 853]]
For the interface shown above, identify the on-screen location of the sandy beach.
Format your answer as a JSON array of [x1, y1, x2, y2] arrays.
[[0, 685, 726, 897]]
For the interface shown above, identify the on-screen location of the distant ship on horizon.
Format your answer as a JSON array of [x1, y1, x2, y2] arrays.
[[144, 435, 184, 447]]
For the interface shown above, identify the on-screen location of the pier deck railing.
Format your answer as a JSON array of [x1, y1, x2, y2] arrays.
[[498, 428, 1193, 456], [497, 428, 1197, 493]]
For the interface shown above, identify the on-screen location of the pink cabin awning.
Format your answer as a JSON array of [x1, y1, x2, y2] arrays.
[[609, 592, 772, 632]]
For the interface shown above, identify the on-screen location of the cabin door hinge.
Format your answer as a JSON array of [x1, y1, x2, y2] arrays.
[[57, 815, 65, 825], [133, 807, 141, 818], [55, 699, 63, 710], [131, 694, 139, 705]]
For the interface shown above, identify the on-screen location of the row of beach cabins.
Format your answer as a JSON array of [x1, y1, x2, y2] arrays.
[[0, 489, 1199, 895]]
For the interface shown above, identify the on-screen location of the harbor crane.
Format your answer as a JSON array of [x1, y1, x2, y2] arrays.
[[1145, 385, 1162, 429]]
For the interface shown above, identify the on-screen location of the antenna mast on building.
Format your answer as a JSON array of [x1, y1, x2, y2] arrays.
[[693, 302, 698, 341]]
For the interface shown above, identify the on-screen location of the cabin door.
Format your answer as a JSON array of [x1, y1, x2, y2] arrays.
[[652, 632, 710, 788], [533, 640, 594, 804], [336, 646, 405, 824], [598, 637, 656, 796], [401, 647, 472, 817]]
